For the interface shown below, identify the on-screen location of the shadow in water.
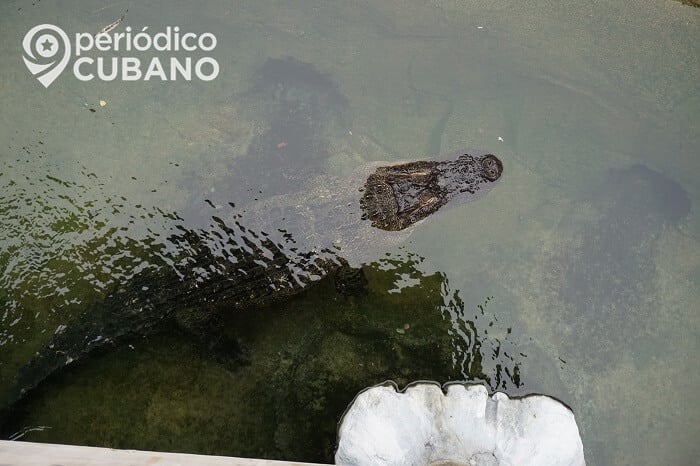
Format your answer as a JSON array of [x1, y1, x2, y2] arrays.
[[182, 56, 350, 217], [550, 164, 690, 366], [236, 57, 348, 197], [1, 254, 523, 463]]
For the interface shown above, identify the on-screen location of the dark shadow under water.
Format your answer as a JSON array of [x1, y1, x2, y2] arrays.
[[551, 164, 690, 366], [2, 255, 523, 463], [181, 56, 349, 223]]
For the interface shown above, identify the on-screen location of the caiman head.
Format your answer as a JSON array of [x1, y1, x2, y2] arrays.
[[360, 153, 503, 231]]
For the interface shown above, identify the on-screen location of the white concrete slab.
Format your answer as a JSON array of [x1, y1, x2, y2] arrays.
[[0, 440, 329, 466], [336, 382, 586, 466]]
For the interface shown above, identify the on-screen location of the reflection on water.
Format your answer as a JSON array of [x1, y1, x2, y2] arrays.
[[0, 153, 175, 384], [0, 165, 341, 412], [0, 129, 513, 465], [1, 255, 521, 462], [0, 0, 699, 464]]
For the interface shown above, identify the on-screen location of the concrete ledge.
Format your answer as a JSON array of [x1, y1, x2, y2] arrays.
[[0, 440, 330, 466]]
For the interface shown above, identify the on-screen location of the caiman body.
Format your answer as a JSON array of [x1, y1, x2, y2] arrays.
[[1, 151, 502, 414]]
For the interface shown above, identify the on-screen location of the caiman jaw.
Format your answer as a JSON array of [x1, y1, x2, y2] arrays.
[[360, 153, 503, 231]]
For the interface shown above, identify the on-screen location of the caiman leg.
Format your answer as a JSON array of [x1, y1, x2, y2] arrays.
[[173, 306, 250, 367]]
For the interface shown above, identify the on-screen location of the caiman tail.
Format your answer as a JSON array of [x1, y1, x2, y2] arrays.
[[0, 264, 186, 423], [0, 225, 341, 429]]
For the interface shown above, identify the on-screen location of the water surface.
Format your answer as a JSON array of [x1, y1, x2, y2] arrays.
[[0, 0, 698, 464]]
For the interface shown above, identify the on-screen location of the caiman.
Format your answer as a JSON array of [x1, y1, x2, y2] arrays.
[[0, 150, 502, 417]]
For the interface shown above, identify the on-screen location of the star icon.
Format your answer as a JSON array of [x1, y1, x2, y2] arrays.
[[41, 37, 54, 52]]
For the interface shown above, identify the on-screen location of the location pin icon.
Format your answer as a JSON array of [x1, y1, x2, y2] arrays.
[[22, 24, 71, 88]]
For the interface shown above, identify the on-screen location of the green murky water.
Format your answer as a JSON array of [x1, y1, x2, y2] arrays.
[[1, 0, 699, 464]]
